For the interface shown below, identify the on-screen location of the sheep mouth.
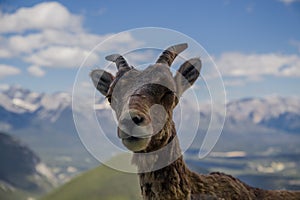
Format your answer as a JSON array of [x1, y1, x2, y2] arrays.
[[117, 128, 152, 139], [120, 134, 150, 152], [123, 136, 140, 142]]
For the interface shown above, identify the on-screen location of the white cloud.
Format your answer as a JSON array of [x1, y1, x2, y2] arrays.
[[0, 29, 108, 58], [0, 2, 144, 76], [0, 2, 82, 33], [96, 32, 144, 53], [0, 48, 12, 58], [27, 65, 45, 77], [215, 52, 300, 78], [0, 36, 12, 58], [278, 0, 300, 5], [125, 50, 157, 67], [0, 64, 21, 78], [224, 79, 245, 87], [25, 46, 100, 68], [8, 33, 44, 54], [1, 29, 143, 58], [224, 76, 263, 87], [0, 84, 10, 91]]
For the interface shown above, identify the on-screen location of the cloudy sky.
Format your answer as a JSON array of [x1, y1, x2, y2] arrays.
[[0, 0, 299, 100]]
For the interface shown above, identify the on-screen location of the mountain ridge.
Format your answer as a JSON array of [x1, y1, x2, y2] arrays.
[[1, 85, 299, 130], [0, 132, 55, 200], [0, 85, 299, 184]]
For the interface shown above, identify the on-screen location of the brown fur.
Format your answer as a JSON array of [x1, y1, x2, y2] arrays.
[[133, 122, 300, 200], [91, 43, 300, 200]]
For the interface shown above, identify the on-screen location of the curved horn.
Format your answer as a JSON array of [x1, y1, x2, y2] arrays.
[[156, 43, 188, 66], [105, 54, 131, 70]]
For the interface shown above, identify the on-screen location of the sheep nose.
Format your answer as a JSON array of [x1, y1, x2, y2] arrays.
[[119, 110, 148, 128], [131, 114, 145, 126], [118, 110, 151, 139]]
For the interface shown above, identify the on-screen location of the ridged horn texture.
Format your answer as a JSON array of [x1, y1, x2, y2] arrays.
[[156, 43, 188, 66], [105, 54, 131, 70]]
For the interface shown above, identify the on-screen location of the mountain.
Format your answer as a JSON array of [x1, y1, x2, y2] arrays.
[[1, 86, 300, 158], [1, 85, 299, 135], [226, 97, 300, 133], [0, 132, 56, 200], [0, 86, 100, 183], [0, 85, 72, 131], [0, 85, 299, 188]]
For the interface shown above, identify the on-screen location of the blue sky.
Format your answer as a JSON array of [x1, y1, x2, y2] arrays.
[[0, 0, 299, 100]]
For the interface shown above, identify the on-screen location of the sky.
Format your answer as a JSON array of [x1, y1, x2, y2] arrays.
[[0, 0, 299, 100]]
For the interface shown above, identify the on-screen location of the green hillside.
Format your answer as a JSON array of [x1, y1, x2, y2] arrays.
[[41, 164, 142, 200], [0, 187, 38, 200]]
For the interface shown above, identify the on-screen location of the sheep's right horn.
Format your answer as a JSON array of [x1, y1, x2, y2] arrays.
[[105, 54, 131, 70], [156, 43, 188, 67]]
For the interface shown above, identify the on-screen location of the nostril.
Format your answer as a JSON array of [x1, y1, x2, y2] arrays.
[[131, 115, 144, 125]]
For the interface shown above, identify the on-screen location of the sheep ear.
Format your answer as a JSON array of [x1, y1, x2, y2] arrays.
[[174, 58, 201, 96], [90, 69, 114, 96]]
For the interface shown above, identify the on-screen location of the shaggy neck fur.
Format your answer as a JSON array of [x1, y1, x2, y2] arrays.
[[132, 121, 300, 200], [132, 121, 193, 199], [138, 157, 192, 200]]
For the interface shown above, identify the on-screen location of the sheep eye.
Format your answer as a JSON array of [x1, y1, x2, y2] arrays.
[[106, 95, 112, 103]]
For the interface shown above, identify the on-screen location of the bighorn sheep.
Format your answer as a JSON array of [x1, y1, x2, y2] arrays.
[[91, 43, 300, 200]]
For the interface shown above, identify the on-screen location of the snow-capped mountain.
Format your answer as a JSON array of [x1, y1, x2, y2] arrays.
[[227, 96, 300, 124], [0, 85, 299, 134], [225, 97, 300, 133], [0, 87, 69, 133], [0, 85, 71, 122]]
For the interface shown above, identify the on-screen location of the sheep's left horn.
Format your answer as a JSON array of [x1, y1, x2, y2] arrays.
[[105, 54, 131, 70], [156, 43, 188, 67]]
